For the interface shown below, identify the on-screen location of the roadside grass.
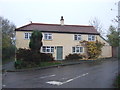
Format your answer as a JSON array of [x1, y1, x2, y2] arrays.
[[40, 61, 62, 67], [15, 60, 62, 69], [114, 74, 120, 88]]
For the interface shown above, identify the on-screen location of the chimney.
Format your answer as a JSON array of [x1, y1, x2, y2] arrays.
[[60, 16, 64, 25]]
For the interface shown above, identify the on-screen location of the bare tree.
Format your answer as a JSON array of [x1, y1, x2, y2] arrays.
[[89, 17, 104, 36], [0, 16, 16, 38]]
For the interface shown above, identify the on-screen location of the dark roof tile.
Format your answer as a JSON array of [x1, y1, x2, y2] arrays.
[[15, 23, 99, 35]]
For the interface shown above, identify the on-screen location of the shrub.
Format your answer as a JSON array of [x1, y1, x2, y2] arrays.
[[16, 48, 34, 62], [29, 30, 43, 52], [16, 48, 54, 62], [80, 40, 104, 59], [15, 48, 54, 69], [14, 60, 23, 69], [65, 54, 83, 60], [41, 53, 54, 62], [2, 45, 16, 60], [86, 41, 104, 59]]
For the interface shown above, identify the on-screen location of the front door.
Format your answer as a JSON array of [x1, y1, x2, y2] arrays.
[[56, 46, 63, 60]]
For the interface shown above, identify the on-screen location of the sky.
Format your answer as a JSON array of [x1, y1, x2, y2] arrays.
[[0, 0, 119, 37]]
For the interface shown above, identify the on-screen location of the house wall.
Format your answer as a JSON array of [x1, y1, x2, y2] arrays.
[[16, 31, 112, 60], [96, 35, 112, 58]]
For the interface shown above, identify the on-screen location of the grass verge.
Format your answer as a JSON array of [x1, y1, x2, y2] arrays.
[[15, 61, 62, 69], [40, 61, 62, 67]]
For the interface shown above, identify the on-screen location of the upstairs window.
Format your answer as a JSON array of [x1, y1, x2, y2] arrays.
[[88, 35, 95, 41], [42, 46, 54, 53], [44, 33, 52, 40], [24, 33, 31, 39], [72, 46, 84, 53], [74, 34, 81, 41]]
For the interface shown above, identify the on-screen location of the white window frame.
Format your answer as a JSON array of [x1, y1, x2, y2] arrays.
[[24, 32, 31, 39], [88, 35, 95, 41], [72, 46, 84, 53], [74, 34, 82, 41], [42, 46, 54, 53], [44, 33, 52, 40]]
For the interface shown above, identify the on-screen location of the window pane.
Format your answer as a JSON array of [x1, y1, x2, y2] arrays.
[[72, 47, 75, 53], [88, 38, 91, 41], [42, 46, 46, 52], [44, 34, 47, 39], [74, 35, 77, 40], [92, 35, 95, 41], [80, 47, 83, 52], [29, 33, 31, 39], [78, 35, 81, 40], [88, 35, 92, 41], [46, 48, 50, 52], [51, 47, 54, 52], [76, 47, 79, 52], [46, 46, 50, 52], [25, 33, 28, 39], [48, 36, 52, 40]]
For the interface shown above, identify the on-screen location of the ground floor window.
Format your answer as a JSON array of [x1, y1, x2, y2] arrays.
[[42, 46, 54, 53], [72, 46, 84, 53]]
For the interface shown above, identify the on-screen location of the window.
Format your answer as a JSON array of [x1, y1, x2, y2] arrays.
[[74, 34, 81, 41], [72, 46, 83, 53], [42, 46, 54, 53], [44, 33, 52, 40], [24, 33, 31, 39], [88, 35, 95, 41]]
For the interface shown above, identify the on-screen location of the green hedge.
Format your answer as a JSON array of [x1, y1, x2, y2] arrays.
[[15, 48, 54, 69], [2, 45, 16, 60]]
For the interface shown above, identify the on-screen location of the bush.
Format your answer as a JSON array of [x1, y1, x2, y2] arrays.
[[41, 53, 54, 62], [86, 41, 104, 59], [14, 60, 23, 69], [65, 54, 83, 60], [16, 48, 34, 62], [2, 45, 16, 60], [16, 48, 54, 62], [15, 48, 54, 69]]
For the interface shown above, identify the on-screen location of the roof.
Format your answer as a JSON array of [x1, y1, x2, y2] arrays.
[[15, 23, 100, 35]]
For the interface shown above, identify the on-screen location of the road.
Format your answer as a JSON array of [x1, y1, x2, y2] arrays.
[[2, 59, 118, 88]]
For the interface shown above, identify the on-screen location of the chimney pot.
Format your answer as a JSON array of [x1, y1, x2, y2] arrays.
[[60, 16, 64, 25]]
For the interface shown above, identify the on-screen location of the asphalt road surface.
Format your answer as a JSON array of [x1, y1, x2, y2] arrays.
[[2, 59, 118, 88]]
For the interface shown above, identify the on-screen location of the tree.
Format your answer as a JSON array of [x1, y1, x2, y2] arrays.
[[1, 16, 16, 60], [107, 25, 119, 47], [89, 17, 104, 36], [29, 30, 43, 52], [0, 16, 16, 38]]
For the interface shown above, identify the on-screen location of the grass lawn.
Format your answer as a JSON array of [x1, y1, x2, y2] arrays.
[[15, 60, 62, 69], [40, 61, 62, 67]]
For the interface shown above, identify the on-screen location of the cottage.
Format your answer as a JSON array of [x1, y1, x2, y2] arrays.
[[15, 16, 112, 60]]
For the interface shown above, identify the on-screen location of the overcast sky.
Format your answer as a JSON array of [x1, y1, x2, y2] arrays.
[[0, 0, 119, 36]]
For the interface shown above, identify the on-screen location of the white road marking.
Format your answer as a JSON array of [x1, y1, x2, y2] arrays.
[[46, 73, 88, 86], [62, 73, 88, 84], [46, 81, 63, 86], [2, 85, 6, 87], [40, 74, 56, 79]]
